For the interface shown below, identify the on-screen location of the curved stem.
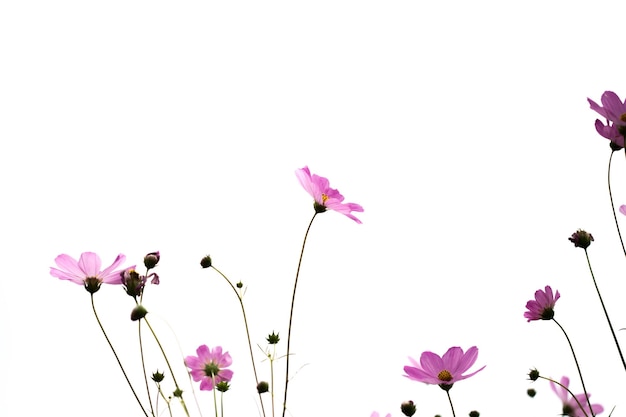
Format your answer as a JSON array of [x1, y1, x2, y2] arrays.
[[282, 213, 317, 417], [552, 318, 594, 417], [211, 266, 267, 417], [143, 317, 190, 417], [583, 248, 626, 372], [446, 390, 456, 417], [539, 376, 590, 417], [607, 151, 626, 258], [90, 294, 149, 417]]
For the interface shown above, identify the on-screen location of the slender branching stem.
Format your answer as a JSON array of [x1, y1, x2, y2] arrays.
[[90, 294, 149, 417], [583, 248, 626, 372], [552, 318, 595, 417], [282, 213, 317, 417], [143, 316, 190, 417], [211, 266, 267, 417]]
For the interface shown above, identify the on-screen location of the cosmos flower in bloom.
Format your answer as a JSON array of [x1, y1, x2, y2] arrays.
[[524, 285, 560, 322], [295, 166, 364, 223], [588, 91, 626, 148], [50, 252, 129, 293], [403, 346, 485, 391], [185, 345, 233, 391], [550, 376, 604, 417]]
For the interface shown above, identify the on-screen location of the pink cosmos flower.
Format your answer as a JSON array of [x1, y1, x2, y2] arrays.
[[403, 346, 485, 390], [50, 252, 129, 293], [185, 345, 233, 391], [295, 166, 364, 223], [524, 285, 560, 322], [588, 91, 626, 147], [550, 376, 604, 417]]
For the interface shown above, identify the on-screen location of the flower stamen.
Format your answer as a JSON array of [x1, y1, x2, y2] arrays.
[[437, 369, 453, 382]]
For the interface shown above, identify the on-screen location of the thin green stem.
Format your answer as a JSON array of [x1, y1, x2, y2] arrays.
[[270, 345, 276, 417], [282, 213, 317, 417], [211, 266, 267, 417], [445, 390, 456, 417], [90, 294, 149, 417], [583, 248, 626, 372], [212, 376, 218, 417], [538, 376, 590, 417], [607, 150, 626, 258], [552, 318, 595, 417], [138, 319, 156, 417], [143, 316, 191, 417]]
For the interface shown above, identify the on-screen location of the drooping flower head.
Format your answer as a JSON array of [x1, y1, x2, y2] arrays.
[[550, 376, 604, 417], [588, 91, 626, 148], [185, 344, 233, 391], [568, 229, 594, 249], [403, 346, 485, 391], [295, 166, 364, 223], [50, 252, 129, 294], [524, 285, 560, 322]]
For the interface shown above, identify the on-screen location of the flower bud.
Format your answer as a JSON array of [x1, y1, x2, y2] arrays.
[[266, 331, 280, 345], [131, 305, 148, 321], [200, 255, 212, 269], [216, 381, 230, 392], [144, 251, 160, 269], [400, 400, 416, 416], [568, 229, 594, 249], [528, 369, 539, 381], [151, 370, 165, 383], [527, 388, 536, 398], [236, 281, 243, 289], [469, 411, 480, 417], [257, 381, 269, 394], [173, 388, 183, 398]]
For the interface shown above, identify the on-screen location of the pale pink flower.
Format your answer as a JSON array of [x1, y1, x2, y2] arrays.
[[296, 166, 364, 223], [370, 412, 391, 417], [550, 376, 604, 417], [403, 346, 485, 390], [524, 285, 560, 322], [185, 345, 233, 391], [50, 252, 129, 293], [588, 91, 626, 147]]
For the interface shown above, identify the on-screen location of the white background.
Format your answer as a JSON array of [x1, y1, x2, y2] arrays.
[[2, 1, 626, 416]]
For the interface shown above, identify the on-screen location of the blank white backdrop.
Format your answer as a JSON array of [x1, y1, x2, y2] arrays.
[[2, 1, 626, 416]]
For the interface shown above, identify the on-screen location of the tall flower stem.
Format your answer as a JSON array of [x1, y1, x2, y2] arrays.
[[143, 316, 191, 417], [90, 294, 150, 417], [552, 318, 594, 417], [583, 248, 626, 372], [211, 266, 267, 417], [445, 390, 456, 417], [138, 320, 156, 417], [607, 150, 626, 258], [282, 213, 317, 417]]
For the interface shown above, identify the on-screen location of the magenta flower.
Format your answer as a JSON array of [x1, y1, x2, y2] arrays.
[[403, 346, 485, 391], [524, 285, 560, 322], [185, 345, 233, 391], [588, 91, 626, 148], [50, 252, 129, 293], [550, 376, 604, 417], [295, 166, 364, 223]]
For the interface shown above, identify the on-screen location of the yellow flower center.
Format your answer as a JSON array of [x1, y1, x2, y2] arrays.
[[621, 113, 626, 122], [321, 193, 329, 203], [438, 370, 453, 382]]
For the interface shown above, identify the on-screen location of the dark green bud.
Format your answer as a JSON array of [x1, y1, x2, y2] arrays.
[[400, 400, 416, 416], [131, 305, 148, 321], [257, 381, 269, 394], [200, 255, 212, 268]]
